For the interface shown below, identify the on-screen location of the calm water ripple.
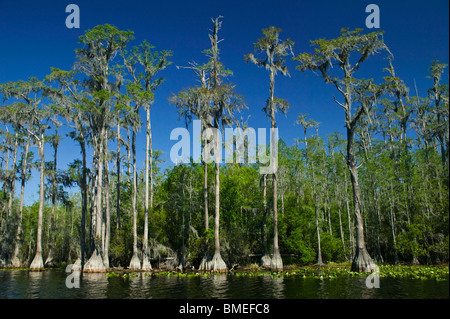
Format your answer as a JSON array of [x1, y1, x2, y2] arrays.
[[0, 270, 448, 299]]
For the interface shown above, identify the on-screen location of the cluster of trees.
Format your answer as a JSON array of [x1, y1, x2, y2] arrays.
[[0, 18, 448, 273]]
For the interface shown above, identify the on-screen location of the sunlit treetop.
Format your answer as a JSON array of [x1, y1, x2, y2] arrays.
[[245, 26, 294, 76], [294, 28, 390, 82]]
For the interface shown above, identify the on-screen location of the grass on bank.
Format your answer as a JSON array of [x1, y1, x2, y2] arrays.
[[1, 263, 448, 281], [108, 263, 449, 281]]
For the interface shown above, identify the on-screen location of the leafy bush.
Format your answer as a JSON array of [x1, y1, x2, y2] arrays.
[[397, 223, 427, 259], [320, 232, 345, 262]]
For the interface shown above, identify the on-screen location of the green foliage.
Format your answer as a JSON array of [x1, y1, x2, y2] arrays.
[[320, 232, 345, 262], [397, 223, 428, 258], [106, 271, 120, 278], [109, 229, 131, 267]]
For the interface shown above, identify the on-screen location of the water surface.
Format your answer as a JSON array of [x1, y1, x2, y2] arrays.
[[0, 270, 448, 299]]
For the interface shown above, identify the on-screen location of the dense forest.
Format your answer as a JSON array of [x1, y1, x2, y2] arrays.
[[0, 18, 448, 273]]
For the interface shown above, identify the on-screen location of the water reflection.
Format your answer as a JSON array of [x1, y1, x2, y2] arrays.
[[259, 275, 285, 298], [28, 271, 44, 298], [0, 270, 448, 299], [126, 274, 145, 299], [209, 274, 228, 298], [316, 278, 329, 299], [4, 271, 25, 298], [82, 273, 109, 298]]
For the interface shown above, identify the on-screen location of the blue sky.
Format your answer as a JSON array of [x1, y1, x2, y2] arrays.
[[0, 0, 448, 205]]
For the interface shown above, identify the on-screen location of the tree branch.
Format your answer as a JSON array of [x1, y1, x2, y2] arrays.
[[333, 95, 347, 111]]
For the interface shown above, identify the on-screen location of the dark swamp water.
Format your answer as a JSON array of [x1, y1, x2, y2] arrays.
[[0, 269, 448, 299]]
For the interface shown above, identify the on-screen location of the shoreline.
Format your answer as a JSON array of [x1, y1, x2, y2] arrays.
[[1, 263, 448, 281]]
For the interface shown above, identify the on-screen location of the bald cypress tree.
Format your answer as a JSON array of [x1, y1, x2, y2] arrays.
[[170, 62, 212, 270], [123, 42, 172, 271], [245, 26, 294, 271], [75, 24, 134, 272], [46, 68, 90, 270], [295, 28, 389, 272], [1, 78, 51, 271], [207, 17, 245, 272], [172, 17, 244, 271]]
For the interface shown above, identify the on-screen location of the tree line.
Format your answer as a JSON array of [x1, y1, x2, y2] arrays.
[[0, 18, 448, 273]]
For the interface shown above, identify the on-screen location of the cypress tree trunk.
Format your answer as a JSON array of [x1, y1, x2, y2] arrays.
[[30, 137, 45, 271], [315, 208, 323, 266], [204, 161, 209, 232], [142, 106, 152, 271], [3, 138, 10, 203], [7, 133, 18, 219], [271, 170, 283, 271], [45, 131, 59, 268], [127, 126, 132, 179], [374, 192, 384, 263], [327, 202, 333, 236], [199, 159, 210, 271], [80, 134, 87, 270], [88, 156, 97, 256], [116, 120, 121, 230], [129, 124, 141, 270], [84, 130, 106, 272], [2, 133, 19, 267], [334, 176, 348, 261], [348, 126, 374, 273], [388, 182, 400, 265], [11, 138, 30, 267], [344, 168, 354, 260], [260, 174, 271, 268], [269, 72, 282, 272], [312, 162, 323, 266], [103, 134, 110, 269], [338, 206, 347, 261], [209, 160, 227, 272]]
